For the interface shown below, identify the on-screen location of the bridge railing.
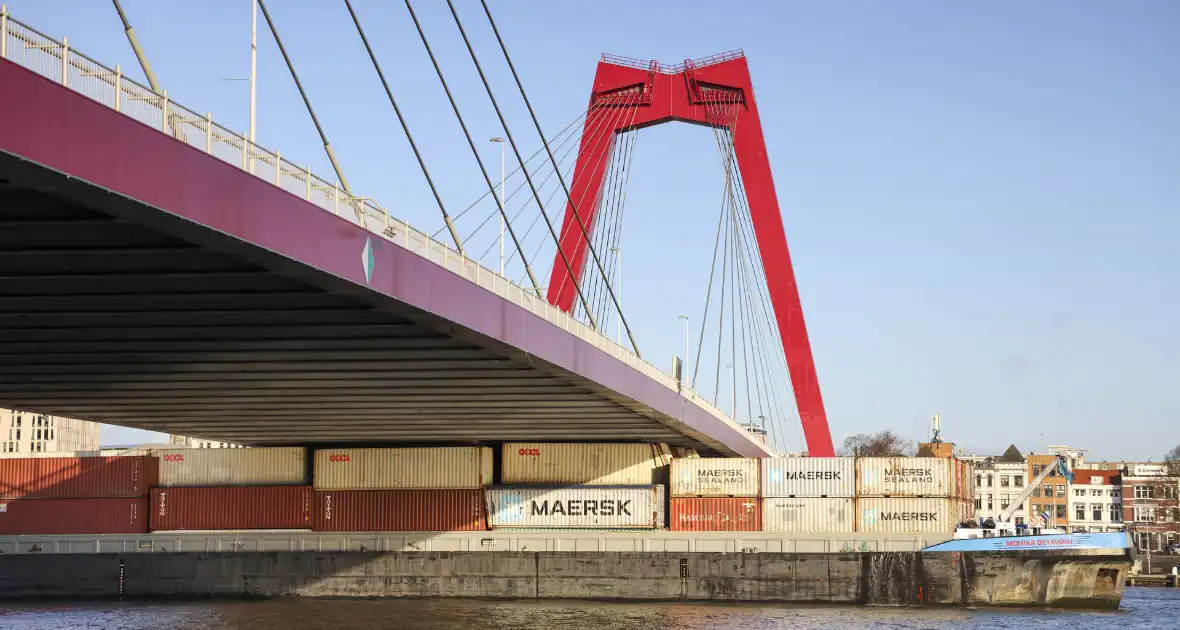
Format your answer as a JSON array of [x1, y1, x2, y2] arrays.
[[0, 8, 760, 449]]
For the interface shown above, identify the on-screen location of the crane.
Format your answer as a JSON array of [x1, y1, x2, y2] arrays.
[[956, 454, 1074, 539]]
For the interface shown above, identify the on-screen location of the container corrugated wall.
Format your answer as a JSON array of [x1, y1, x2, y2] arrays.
[[486, 485, 666, 529], [150, 486, 312, 531], [153, 447, 307, 487], [855, 457, 953, 497], [762, 497, 854, 533], [761, 457, 855, 497], [669, 459, 759, 497], [669, 497, 761, 531], [313, 447, 492, 489], [855, 497, 966, 534], [0, 456, 157, 499], [0, 497, 148, 534], [313, 489, 487, 532], [501, 443, 666, 485]]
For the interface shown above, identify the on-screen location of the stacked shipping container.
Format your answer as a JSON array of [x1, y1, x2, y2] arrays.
[[313, 447, 491, 531], [0, 456, 156, 534], [0, 445, 979, 536], [488, 443, 670, 529], [668, 458, 761, 531], [761, 457, 855, 533], [854, 457, 974, 534], [149, 447, 311, 531]]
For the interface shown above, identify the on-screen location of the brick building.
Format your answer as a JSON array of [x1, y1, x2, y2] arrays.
[[1121, 464, 1179, 553]]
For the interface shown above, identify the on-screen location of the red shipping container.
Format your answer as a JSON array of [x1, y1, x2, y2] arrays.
[[150, 486, 312, 531], [0, 497, 148, 534], [314, 489, 487, 532], [670, 497, 762, 532], [0, 456, 157, 499]]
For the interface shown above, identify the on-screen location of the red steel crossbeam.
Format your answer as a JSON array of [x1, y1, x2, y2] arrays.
[[546, 52, 835, 457]]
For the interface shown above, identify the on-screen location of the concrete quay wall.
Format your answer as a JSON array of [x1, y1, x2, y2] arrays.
[[0, 549, 1129, 608]]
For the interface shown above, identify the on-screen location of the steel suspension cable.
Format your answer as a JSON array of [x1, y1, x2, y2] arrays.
[[514, 100, 633, 284], [713, 189, 732, 408], [594, 131, 637, 327], [472, 109, 610, 265], [403, 0, 542, 298], [256, 0, 360, 222], [691, 184, 730, 390], [536, 99, 639, 297], [343, 0, 464, 254], [444, 0, 597, 328], [586, 130, 632, 324], [432, 108, 594, 240], [477, 0, 641, 355]]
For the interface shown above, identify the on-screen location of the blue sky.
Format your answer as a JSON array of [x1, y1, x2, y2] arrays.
[[9, 1, 1177, 460]]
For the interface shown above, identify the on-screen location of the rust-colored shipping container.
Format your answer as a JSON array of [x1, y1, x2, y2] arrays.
[[0, 455, 157, 499], [669, 497, 762, 532], [314, 489, 487, 532], [150, 486, 312, 531], [0, 497, 148, 534]]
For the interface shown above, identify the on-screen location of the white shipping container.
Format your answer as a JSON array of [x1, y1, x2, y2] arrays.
[[670, 458, 759, 497], [761, 457, 855, 498], [856, 457, 953, 497], [855, 497, 970, 534], [762, 497, 854, 533], [486, 485, 666, 529], [501, 443, 669, 485], [313, 447, 492, 490], [154, 447, 306, 487]]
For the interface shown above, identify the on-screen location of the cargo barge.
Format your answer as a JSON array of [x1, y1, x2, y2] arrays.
[[0, 445, 1132, 608]]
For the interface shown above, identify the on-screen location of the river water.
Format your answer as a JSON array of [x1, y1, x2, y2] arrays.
[[1, 588, 1176, 629]]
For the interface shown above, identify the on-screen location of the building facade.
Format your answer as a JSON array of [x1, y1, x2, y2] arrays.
[[972, 445, 1029, 524], [1066, 469, 1123, 533], [1121, 465, 1179, 553], [0, 408, 100, 456], [167, 434, 244, 449], [1027, 453, 1072, 528]]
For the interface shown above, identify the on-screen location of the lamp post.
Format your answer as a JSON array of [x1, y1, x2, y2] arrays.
[[490, 137, 506, 277], [610, 246, 621, 343], [677, 315, 689, 385], [726, 363, 735, 418], [249, 0, 257, 144]]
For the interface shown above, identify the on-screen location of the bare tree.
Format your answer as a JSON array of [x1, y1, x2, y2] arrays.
[[1165, 444, 1180, 465], [839, 430, 916, 457]]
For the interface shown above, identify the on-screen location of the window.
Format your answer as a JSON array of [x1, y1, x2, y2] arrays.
[[987, 475, 994, 488], [1134, 486, 1153, 499], [976, 474, 981, 488], [1090, 489, 1102, 496], [1001, 475, 1010, 487], [1110, 504, 1121, 522], [1074, 489, 1086, 497], [1056, 505, 1067, 519], [975, 498, 982, 510], [1092, 504, 1103, 521], [1044, 485, 1053, 497], [987, 495, 993, 510], [1032, 486, 1041, 497], [1056, 485, 1066, 498], [1033, 465, 1042, 476], [1075, 504, 1086, 521], [1014, 475, 1023, 486], [1133, 506, 1156, 522]]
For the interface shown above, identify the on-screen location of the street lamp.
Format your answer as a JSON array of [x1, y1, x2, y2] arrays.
[[489, 137, 506, 277], [726, 363, 735, 418], [677, 315, 689, 383], [609, 246, 621, 343]]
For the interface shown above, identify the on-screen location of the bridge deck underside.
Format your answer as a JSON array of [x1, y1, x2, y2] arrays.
[[0, 172, 712, 450]]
